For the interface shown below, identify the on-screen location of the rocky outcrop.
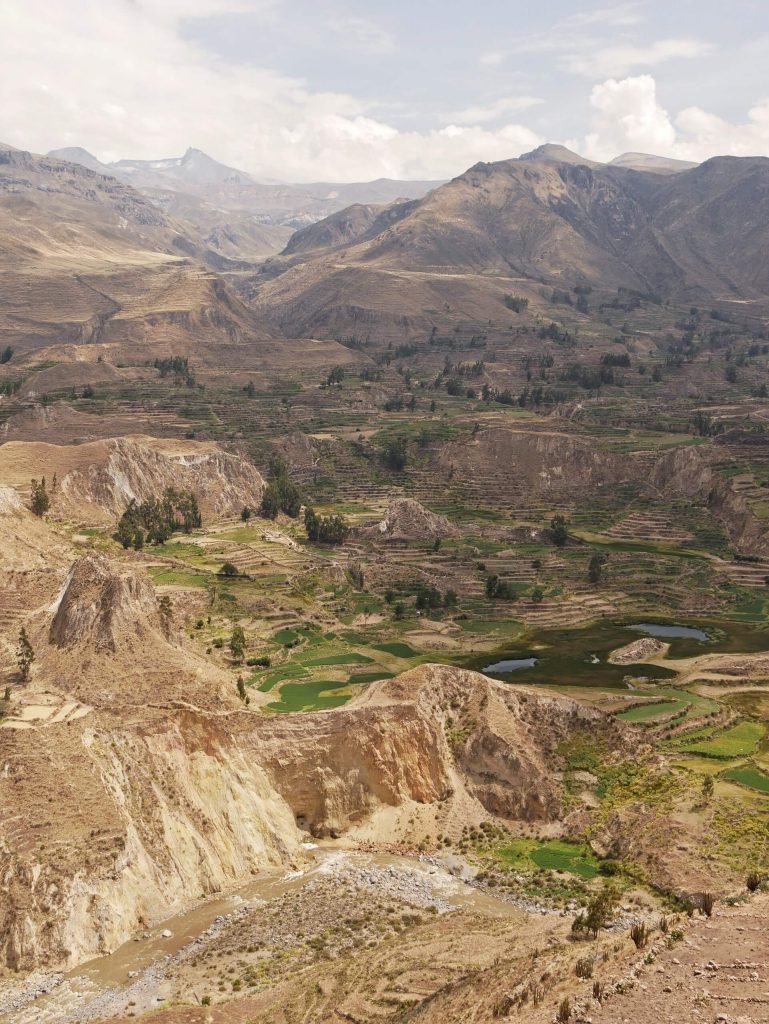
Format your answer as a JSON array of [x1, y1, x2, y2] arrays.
[[49, 551, 166, 653], [359, 498, 459, 543]]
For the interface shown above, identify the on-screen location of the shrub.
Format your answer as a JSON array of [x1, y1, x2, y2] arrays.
[[592, 980, 605, 1004], [556, 997, 572, 1023], [747, 872, 765, 892], [575, 957, 594, 979], [630, 922, 649, 949], [701, 892, 715, 917]]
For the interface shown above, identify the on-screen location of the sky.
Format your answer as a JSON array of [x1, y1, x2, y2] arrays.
[[2, 0, 769, 182]]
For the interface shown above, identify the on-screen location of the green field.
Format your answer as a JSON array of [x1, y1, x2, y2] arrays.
[[681, 721, 766, 759], [615, 700, 684, 722], [302, 653, 375, 666], [370, 641, 419, 658], [721, 764, 769, 793], [496, 839, 600, 879]]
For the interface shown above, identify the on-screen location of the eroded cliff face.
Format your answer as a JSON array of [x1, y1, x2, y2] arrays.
[[0, 435, 265, 526], [0, 662, 620, 973], [652, 445, 768, 553]]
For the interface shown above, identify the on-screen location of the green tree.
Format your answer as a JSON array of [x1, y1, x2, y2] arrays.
[[229, 626, 246, 662], [573, 884, 619, 938], [220, 561, 239, 577], [16, 627, 34, 681], [236, 675, 247, 702], [30, 478, 50, 517], [588, 553, 607, 584], [382, 437, 408, 472], [241, 506, 252, 521], [550, 515, 569, 547], [702, 774, 714, 802]]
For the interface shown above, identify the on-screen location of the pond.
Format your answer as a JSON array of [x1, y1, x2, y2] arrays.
[[482, 657, 538, 673], [466, 619, 769, 689], [626, 622, 709, 642]]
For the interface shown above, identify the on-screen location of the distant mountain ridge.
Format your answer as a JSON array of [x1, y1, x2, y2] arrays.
[[248, 147, 769, 340]]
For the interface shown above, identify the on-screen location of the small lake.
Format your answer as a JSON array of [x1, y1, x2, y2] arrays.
[[483, 657, 538, 673], [468, 618, 769, 688], [626, 622, 709, 642]]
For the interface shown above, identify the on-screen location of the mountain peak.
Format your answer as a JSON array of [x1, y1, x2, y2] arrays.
[[520, 144, 598, 167]]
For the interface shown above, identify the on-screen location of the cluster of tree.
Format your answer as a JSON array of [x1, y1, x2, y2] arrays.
[[446, 378, 475, 398], [600, 352, 631, 367], [115, 487, 201, 548], [383, 394, 417, 412], [414, 584, 458, 610], [153, 356, 196, 386], [538, 322, 575, 347], [324, 366, 345, 386], [0, 379, 21, 396], [691, 412, 725, 437], [551, 515, 569, 547], [381, 437, 408, 472], [30, 477, 52, 517], [304, 506, 348, 544], [504, 294, 529, 313], [259, 456, 302, 519], [485, 575, 518, 600], [559, 363, 617, 389]]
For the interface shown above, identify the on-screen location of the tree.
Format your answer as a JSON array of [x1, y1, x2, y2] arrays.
[[241, 506, 252, 521], [259, 457, 302, 519], [243, 380, 256, 398], [531, 586, 545, 603], [220, 561, 239, 577], [236, 675, 247, 702], [444, 589, 458, 608], [588, 553, 607, 584], [550, 515, 569, 547], [16, 627, 34, 681], [573, 884, 619, 939], [30, 478, 50, 517], [229, 626, 246, 662], [702, 774, 714, 802], [382, 437, 408, 472], [0, 345, 13, 364], [158, 595, 173, 626]]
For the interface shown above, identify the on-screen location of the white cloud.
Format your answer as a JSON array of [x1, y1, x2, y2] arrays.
[[563, 38, 713, 78], [579, 75, 676, 159], [0, 0, 542, 181], [558, 3, 644, 30], [448, 96, 543, 125], [328, 16, 396, 55], [479, 51, 504, 66], [578, 74, 769, 163]]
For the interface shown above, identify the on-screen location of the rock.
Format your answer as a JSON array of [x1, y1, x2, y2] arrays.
[[160, 929, 173, 939]]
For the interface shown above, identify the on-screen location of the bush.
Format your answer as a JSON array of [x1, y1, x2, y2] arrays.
[[556, 997, 572, 1023], [701, 892, 715, 917], [575, 957, 594, 979], [630, 922, 649, 949]]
